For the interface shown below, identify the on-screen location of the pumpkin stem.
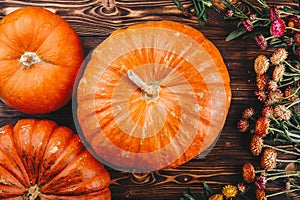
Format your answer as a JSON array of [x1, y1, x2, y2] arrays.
[[20, 51, 41, 67], [127, 70, 155, 96], [23, 184, 41, 200]]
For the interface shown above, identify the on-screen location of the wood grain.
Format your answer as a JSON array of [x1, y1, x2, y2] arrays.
[[0, 0, 299, 199]]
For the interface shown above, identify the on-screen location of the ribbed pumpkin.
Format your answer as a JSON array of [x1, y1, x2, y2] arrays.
[[74, 20, 231, 172], [0, 7, 84, 114], [0, 119, 111, 199]]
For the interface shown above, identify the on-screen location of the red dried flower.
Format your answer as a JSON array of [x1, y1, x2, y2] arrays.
[[287, 15, 300, 29], [294, 32, 300, 45], [269, 6, 280, 21], [257, 74, 268, 91], [296, 46, 300, 59], [249, 14, 256, 21], [242, 19, 254, 32], [255, 117, 270, 138], [242, 163, 256, 183], [270, 19, 286, 38], [226, 9, 233, 17], [237, 119, 249, 133], [261, 148, 277, 170], [254, 34, 268, 50], [254, 174, 268, 190], [250, 135, 263, 156]]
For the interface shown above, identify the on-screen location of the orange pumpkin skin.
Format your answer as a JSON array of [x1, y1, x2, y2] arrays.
[[0, 7, 84, 114], [0, 119, 111, 199], [75, 20, 231, 171]]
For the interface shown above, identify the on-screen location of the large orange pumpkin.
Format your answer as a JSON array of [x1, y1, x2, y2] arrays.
[[0, 7, 84, 114], [74, 20, 231, 172], [0, 119, 111, 199]]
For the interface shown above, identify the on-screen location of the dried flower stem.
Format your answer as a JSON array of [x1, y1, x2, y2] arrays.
[[267, 188, 300, 198], [263, 144, 300, 156]]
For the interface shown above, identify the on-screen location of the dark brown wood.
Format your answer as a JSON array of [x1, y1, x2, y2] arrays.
[[0, 0, 299, 199]]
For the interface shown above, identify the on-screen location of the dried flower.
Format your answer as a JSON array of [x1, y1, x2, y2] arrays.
[[261, 148, 277, 170], [255, 117, 270, 137], [254, 34, 268, 50], [242, 19, 254, 32], [250, 13, 257, 21], [294, 32, 300, 45], [222, 185, 238, 198], [242, 162, 255, 183], [287, 15, 300, 29], [237, 183, 246, 194], [208, 194, 223, 200], [286, 181, 291, 190], [267, 80, 278, 91], [270, 48, 288, 65], [284, 86, 298, 101], [269, 6, 280, 21], [273, 105, 292, 121], [285, 38, 293, 46], [254, 173, 268, 190], [270, 19, 286, 38], [255, 90, 267, 102], [266, 89, 283, 105], [226, 9, 233, 18], [242, 107, 255, 119], [296, 46, 300, 57], [237, 119, 249, 133], [272, 64, 285, 82], [256, 189, 267, 200], [262, 106, 274, 118], [250, 135, 263, 156], [257, 74, 268, 90], [254, 55, 269, 75]]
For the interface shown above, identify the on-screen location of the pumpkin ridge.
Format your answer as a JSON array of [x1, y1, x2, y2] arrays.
[[40, 151, 110, 195], [37, 134, 85, 188], [0, 125, 30, 188], [12, 119, 39, 185]]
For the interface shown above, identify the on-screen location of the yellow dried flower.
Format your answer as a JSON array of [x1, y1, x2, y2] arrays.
[[256, 189, 267, 200], [208, 194, 224, 200], [222, 185, 238, 198], [250, 135, 263, 156], [261, 148, 277, 170], [254, 55, 270, 75], [270, 48, 288, 65], [242, 162, 255, 183]]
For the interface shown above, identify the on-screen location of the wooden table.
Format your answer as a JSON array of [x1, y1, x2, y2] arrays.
[[0, 0, 299, 199]]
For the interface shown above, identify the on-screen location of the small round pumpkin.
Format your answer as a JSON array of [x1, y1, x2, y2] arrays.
[[0, 119, 111, 199], [0, 7, 84, 114]]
